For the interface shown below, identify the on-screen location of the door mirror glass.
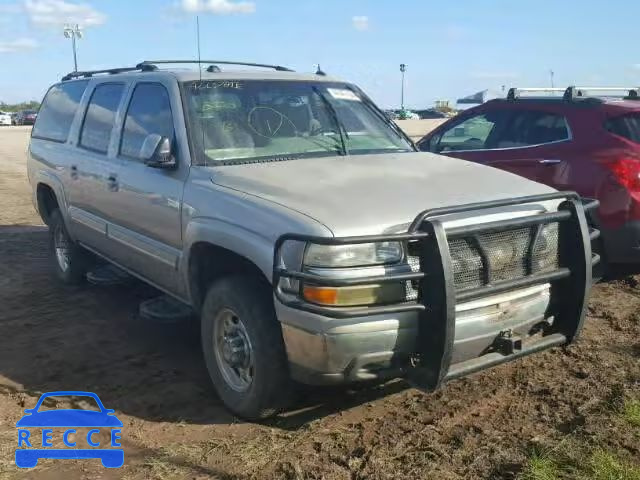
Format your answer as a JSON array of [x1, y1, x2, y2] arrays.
[[140, 134, 176, 169]]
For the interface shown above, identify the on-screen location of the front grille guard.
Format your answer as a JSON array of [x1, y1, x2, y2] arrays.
[[273, 192, 600, 389]]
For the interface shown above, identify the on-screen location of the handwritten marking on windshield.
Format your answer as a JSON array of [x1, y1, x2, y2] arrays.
[[191, 81, 243, 90], [247, 106, 296, 138]]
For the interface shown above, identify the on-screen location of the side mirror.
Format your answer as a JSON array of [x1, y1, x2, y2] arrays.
[[140, 134, 176, 169]]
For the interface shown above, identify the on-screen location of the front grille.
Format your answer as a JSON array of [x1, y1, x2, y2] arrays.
[[406, 222, 559, 295]]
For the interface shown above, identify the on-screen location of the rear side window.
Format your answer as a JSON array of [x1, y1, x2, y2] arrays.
[[80, 83, 125, 154], [606, 114, 640, 143], [32, 80, 88, 142], [496, 111, 570, 148], [120, 83, 174, 159]]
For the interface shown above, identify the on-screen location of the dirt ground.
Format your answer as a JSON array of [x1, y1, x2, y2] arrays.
[[0, 126, 638, 480]]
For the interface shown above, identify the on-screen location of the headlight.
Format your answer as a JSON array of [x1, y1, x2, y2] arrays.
[[303, 242, 403, 268]]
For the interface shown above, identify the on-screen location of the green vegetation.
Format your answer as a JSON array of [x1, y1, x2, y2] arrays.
[[520, 450, 559, 480], [0, 101, 40, 113], [622, 399, 640, 427], [520, 446, 640, 480]]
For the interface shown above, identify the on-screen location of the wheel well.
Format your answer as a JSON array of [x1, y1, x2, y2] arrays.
[[188, 242, 269, 311], [36, 184, 59, 225]]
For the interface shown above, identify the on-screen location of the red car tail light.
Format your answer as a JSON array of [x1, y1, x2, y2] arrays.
[[604, 157, 640, 193]]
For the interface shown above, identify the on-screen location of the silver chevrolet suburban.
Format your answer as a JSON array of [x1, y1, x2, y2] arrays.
[[28, 61, 600, 419]]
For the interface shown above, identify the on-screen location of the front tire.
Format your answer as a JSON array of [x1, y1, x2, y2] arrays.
[[201, 275, 293, 420], [48, 209, 90, 285]]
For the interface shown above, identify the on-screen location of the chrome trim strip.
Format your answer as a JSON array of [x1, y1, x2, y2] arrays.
[[68, 207, 106, 234], [107, 224, 179, 269], [439, 118, 573, 154]]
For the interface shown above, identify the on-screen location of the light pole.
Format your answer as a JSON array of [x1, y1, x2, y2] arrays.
[[400, 63, 407, 110], [63, 24, 83, 72], [550, 69, 555, 89]]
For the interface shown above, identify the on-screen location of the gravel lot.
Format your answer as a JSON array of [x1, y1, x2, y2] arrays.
[[0, 125, 638, 480]]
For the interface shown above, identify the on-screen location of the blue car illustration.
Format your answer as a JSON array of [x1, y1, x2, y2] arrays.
[[15, 391, 123, 468]]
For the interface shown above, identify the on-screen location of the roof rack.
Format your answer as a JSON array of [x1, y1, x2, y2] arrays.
[[507, 86, 640, 102], [506, 87, 566, 101], [139, 60, 295, 72], [61, 64, 157, 81], [565, 86, 640, 101], [60, 59, 295, 82]]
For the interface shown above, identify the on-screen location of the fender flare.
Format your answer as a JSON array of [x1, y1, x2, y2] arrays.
[[181, 217, 276, 304], [34, 170, 72, 231]]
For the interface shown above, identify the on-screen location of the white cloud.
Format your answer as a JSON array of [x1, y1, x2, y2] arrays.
[[0, 37, 38, 53], [471, 71, 520, 80], [181, 0, 256, 14], [24, 0, 106, 28], [352, 15, 369, 31]]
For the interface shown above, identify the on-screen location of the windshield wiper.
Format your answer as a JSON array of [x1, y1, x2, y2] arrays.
[[312, 86, 349, 156]]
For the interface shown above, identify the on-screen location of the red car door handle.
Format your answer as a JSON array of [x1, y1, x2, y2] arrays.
[[539, 159, 563, 165]]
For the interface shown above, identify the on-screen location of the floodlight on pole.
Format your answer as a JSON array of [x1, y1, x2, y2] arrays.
[[400, 63, 407, 110], [63, 24, 83, 72]]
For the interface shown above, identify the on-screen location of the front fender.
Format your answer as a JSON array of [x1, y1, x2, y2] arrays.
[[181, 217, 276, 301]]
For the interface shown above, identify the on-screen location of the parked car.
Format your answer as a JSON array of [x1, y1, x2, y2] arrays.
[[16, 109, 38, 125], [395, 109, 420, 120], [384, 109, 398, 120], [418, 86, 640, 270], [28, 62, 598, 420], [414, 109, 448, 119], [0, 111, 12, 126], [10, 112, 18, 125]]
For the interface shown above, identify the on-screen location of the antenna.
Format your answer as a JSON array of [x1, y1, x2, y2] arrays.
[[196, 15, 202, 81]]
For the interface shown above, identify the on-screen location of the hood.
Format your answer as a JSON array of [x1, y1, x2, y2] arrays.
[[210, 152, 555, 236]]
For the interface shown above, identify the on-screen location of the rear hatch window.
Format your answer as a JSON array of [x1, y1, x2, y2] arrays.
[[605, 113, 640, 143]]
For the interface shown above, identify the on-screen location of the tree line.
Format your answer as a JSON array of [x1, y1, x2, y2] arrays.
[[0, 101, 40, 112]]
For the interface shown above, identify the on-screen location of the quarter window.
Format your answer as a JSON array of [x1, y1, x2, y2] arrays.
[[32, 80, 88, 142], [80, 83, 125, 154], [605, 113, 640, 144], [120, 83, 174, 159]]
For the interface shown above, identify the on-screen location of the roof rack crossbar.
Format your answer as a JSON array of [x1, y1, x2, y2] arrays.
[[508, 85, 640, 102], [507, 87, 566, 101], [140, 60, 294, 72], [567, 86, 640, 100], [61, 63, 158, 81]]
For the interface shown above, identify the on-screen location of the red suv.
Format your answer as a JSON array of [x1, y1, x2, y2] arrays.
[[418, 87, 640, 268]]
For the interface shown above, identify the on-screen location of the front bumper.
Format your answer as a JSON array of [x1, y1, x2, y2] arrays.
[[280, 285, 552, 385], [274, 192, 600, 389]]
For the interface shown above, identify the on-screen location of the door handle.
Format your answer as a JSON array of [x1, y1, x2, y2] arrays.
[[538, 159, 563, 165], [70, 165, 78, 180], [107, 175, 119, 192]]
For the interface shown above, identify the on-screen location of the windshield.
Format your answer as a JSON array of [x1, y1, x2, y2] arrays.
[[183, 80, 413, 165]]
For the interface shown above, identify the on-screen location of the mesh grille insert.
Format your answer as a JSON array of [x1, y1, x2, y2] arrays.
[[405, 222, 560, 297], [449, 223, 559, 290]]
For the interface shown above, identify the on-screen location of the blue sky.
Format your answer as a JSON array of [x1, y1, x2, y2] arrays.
[[1, 0, 639, 108]]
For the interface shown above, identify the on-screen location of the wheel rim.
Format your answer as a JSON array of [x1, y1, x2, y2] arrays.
[[54, 225, 71, 272], [213, 308, 254, 392]]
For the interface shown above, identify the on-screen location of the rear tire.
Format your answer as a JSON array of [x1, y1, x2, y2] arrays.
[[201, 274, 293, 420], [48, 209, 91, 285]]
